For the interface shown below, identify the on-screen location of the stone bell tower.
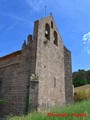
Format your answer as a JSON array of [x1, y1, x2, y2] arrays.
[[32, 14, 73, 110], [0, 14, 73, 117]]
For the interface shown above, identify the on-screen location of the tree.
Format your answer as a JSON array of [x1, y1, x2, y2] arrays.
[[73, 69, 90, 87]]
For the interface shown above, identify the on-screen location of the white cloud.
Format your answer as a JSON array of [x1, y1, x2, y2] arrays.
[[25, 0, 44, 11], [82, 32, 90, 54], [0, 11, 27, 22], [0, 11, 33, 32], [83, 32, 90, 40], [5, 21, 19, 32]]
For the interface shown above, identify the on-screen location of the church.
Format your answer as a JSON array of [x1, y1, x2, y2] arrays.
[[0, 14, 73, 117]]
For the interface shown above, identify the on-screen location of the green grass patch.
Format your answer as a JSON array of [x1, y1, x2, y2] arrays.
[[0, 98, 6, 105], [7, 99, 90, 120]]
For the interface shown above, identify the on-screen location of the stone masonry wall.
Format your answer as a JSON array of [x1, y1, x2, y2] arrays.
[[0, 48, 30, 117], [0, 34, 39, 117], [0, 52, 28, 117], [27, 21, 39, 113], [35, 16, 66, 110], [0, 15, 73, 117], [64, 46, 73, 103], [29, 81, 39, 112], [0, 43, 39, 116]]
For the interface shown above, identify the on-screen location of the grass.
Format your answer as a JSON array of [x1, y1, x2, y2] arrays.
[[75, 84, 90, 91], [6, 84, 90, 120], [7, 99, 90, 120], [74, 84, 90, 101]]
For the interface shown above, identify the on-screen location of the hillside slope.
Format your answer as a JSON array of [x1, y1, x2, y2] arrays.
[[74, 84, 90, 101], [75, 84, 90, 91]]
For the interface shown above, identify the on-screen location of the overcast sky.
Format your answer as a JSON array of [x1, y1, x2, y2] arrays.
[[0, 0, 90, 72]]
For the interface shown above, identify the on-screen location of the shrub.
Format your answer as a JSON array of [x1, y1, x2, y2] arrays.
[[74, 89, 90, 101]]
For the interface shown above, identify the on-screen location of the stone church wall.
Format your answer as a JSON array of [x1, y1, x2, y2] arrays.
[[35, 16, 66, 110], [0, 15, 73, 117], [64, 46, 73, 103]]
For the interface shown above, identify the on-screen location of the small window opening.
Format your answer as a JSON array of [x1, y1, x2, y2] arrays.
[[54, 77, 56, 88], [45, 23, 50, 40], [54, 31, 58, 46], [51, 21, 53, 29]]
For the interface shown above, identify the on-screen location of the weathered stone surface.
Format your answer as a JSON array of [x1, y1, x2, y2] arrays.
[[35, 16, 66, 110], [0, 15, 73, 117], [64, 46, 73, 103]]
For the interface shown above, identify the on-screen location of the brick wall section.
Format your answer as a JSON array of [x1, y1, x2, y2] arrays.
[[0, 21, 39, 116], [0, 48, 31, 117], [0, 54, 24, 116], [64, 46, 73, 103]]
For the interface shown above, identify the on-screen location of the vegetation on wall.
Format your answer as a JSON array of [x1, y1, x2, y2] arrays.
[[24, 86, 29, 115], [73, 69, 90, 87], [0, 98, 5, 105]]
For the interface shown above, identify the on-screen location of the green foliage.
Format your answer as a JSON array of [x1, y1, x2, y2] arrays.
[[87, 70, 90, 84], [7, 99, 90, 120], [0, 98, 5, 105], [73, 69, 90, 87]]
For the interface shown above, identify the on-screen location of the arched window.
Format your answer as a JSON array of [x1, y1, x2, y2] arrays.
[[51, 21, 53, 29], [45, 23, 50, 40], [54, 31, 58, 46]]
